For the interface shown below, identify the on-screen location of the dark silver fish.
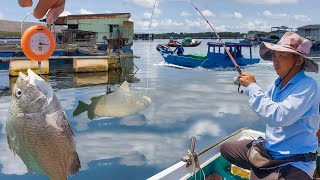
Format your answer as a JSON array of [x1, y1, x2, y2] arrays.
[[6, 69, 80, 180]]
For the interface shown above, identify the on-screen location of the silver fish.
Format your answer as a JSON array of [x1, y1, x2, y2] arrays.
[[73, 81, 151, 120], [6, 69, 80, 180]]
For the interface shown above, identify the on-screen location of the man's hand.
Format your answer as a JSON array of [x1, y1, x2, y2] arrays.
[[18, 0, 65, 24], [240, 72, 256, 87]]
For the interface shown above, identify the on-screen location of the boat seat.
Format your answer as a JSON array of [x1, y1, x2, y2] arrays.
[[189, 53, 206, 60]]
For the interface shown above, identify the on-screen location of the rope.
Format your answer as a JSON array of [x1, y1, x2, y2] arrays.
[[188, 149, 206, 180]]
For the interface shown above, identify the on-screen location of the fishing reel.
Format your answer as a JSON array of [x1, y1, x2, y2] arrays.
[[233, 76, 244, 94]]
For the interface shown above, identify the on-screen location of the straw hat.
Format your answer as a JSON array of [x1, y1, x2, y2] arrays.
[[260, 32, 318, 73]]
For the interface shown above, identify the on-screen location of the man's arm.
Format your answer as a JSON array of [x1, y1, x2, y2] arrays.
[[246, 81, 318, 127]]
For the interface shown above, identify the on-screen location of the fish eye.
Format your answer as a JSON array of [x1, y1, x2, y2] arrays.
[[16, 89, 22, 98]]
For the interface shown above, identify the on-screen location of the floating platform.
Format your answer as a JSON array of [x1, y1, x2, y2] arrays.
[[0, 55, 139, 77], [9, 59, 49, 77]]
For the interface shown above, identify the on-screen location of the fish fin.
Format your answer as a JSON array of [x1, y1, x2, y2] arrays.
[[90, 96, 100, 102], [120, 81, 130, 93], [27, 168, 36, 175], [45, 111, 63, 131], [90, 94, 105, 102], [87, 111, 97, 120], [6, 123, 17, 155], [63, 112, 75, 136], [73, 101, 89, 117], [69, 152, 81, 176], [6, 135, 15, 155]]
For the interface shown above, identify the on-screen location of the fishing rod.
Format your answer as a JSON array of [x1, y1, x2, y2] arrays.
[[187, 0, 244, 93], [186, 0, 242, 75]]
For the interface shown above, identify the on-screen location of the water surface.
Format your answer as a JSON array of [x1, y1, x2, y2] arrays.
[[0, 39, 319, 179]]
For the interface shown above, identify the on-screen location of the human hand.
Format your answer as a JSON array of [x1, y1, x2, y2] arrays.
[[18, 0, 65, 24], [240, 72, 256, 87]]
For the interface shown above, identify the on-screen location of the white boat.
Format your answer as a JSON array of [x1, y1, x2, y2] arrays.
[[148, 128, 320, 180]]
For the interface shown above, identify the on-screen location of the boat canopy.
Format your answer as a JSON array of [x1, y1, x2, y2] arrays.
[[207, 42, 253, 47]]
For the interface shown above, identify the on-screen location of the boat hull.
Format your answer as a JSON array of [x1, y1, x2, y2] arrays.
[[148, 129, 265, 180], [167, 41, 202, 47], [162, 52, 260, 68]]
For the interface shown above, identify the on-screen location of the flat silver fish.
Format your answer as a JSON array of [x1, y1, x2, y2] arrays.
[[6, 69, 80, 180], [73, 81, 151, 120]]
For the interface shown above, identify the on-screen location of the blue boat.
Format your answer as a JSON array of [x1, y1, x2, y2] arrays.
[[157, 42, 260, 68]]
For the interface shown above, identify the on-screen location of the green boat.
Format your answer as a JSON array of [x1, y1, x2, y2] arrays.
[[148, 128, 320, 180]]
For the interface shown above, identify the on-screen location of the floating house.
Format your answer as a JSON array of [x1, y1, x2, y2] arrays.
[[54, 13, 134, 45], [297, 24, 320, 42], [270, 26, 293, 37], [134, 33, 154, 40], [0, 13, 137, 77]]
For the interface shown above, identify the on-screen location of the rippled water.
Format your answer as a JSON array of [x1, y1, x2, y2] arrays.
[[0, 39, 319, 180]]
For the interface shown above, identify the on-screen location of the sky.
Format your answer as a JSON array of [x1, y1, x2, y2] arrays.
[[1, 0, 319, 33]]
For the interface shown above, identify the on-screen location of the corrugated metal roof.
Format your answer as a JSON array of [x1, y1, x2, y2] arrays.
[[297, 24, 320, 30], [54, 13, 131, 25], [65, 13, 130, 20]]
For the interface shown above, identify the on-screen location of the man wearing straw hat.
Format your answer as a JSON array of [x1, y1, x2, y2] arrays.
[[220, 32, 319, 179]]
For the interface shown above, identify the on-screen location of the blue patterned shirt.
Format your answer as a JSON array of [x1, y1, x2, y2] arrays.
[[245, 70, 319, 178]]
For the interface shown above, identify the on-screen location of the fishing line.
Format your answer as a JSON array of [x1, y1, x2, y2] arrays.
[[21, 12, 33, 36], [147, 0, 158, 95], [186, 0, 242, 75], [21, 12, 45, 76]]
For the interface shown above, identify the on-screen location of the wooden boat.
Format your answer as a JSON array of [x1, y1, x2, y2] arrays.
[[148, 128, 320, 180], [157, 42, 260, 68], [167, 41, 202, 47]]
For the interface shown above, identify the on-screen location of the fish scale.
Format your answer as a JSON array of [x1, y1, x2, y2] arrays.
[[6, 69, 80, 180], [6, 111, 46, 175]]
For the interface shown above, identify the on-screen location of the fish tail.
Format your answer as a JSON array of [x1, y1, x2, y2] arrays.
[[50, 175, 67, 180], [69, 152, 81, 176], [73, 101, 89, 117]]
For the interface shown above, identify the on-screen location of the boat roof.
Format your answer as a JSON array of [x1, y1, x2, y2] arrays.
[[207, 42, 253, 47]]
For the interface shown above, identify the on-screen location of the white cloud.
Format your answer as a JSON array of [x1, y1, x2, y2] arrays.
[[201, 10, 216, 18], [122, 0, 158, 8], [158, 18, 185, 27], [262, 10, 288, 19], [59, 11, 72, 17], [220, 12, 243, 19], [180, 11, 192, 17], [154, 7, 162, 16], [247, 19, 270, 31], [142, 7, 162, 20], [120, 115, 146, 126], [235, 0, 298, 4], [143, 12, 152, 20], [76, 120, 223, 170], [263, 10, 272, 17], [234, 12, 243, 19], [293, 15, 312, 22], [134, 16, 227, 34], [79, 8, 94, 14], [214, 24, 227, 32]]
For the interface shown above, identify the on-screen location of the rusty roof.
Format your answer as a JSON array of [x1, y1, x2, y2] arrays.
[[54, 13, 131, 25]]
